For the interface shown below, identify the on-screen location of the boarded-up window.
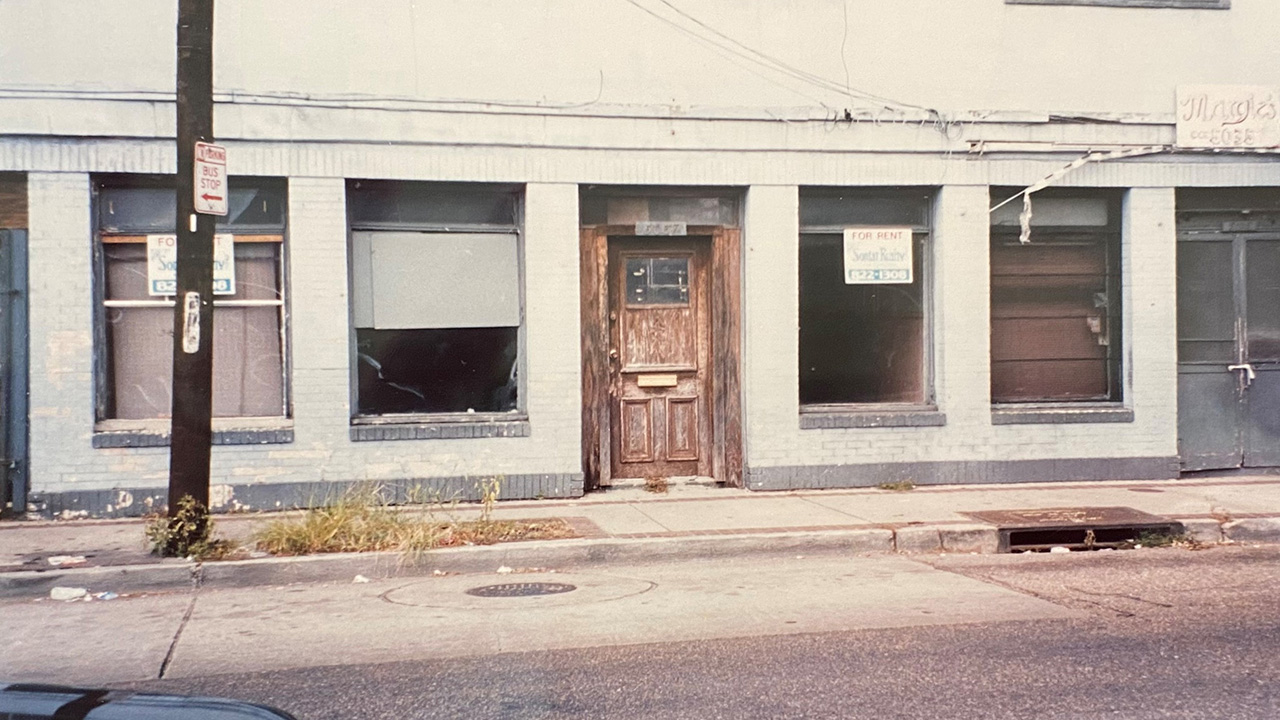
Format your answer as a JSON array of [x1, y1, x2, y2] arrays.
[[95, 178, 288, 420], [989, 189, 1123, 403], [799, 188, 932, 406], [0, 173, 26, 229], [347, 181, 522, 416]]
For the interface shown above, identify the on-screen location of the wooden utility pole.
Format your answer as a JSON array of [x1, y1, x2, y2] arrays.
[[169, 0, 216, 521]]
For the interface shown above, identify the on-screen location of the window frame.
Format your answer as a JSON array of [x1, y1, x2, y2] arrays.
[[797, 187, 941, 426], [90, 175, 292, 444], [988, 188, 1127, 417], [345, 180, 528, 438], [1005, 0, 1227, 8]]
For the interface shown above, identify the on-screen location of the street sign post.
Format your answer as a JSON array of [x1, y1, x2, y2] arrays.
[[193, 141, 228, 216]]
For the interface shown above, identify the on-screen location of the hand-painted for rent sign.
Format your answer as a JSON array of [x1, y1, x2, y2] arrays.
[[843, 227, 913, 284], [147, 234, 237, 296]]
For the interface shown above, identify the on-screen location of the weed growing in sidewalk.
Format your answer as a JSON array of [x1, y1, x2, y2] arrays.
[[251, 481, 576, 558], [1126, 529, 1203, 550], [877, 480, 916, 492], [644, 476, 669, 494], [145, 495, 236, 559]]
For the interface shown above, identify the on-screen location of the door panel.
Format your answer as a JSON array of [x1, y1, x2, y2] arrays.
[[1177, 237, 1242, 470], [1178, 368, 1242, 471], [608, 239, 712, 479], [1245, 366, 1280, 467], [1177, 225, 1280, 471]]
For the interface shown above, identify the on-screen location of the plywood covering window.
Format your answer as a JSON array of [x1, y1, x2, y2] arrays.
[[799, 188, 933, 407], [95, 179, 288, 420], [347, 181, 522, 418], [989, 189, 1123, 403]]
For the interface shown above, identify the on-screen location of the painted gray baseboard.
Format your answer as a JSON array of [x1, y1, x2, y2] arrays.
[[26, 473, 585, 519], [745, 456, 1181, 490]]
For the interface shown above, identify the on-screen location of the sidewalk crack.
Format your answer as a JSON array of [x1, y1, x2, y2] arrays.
[[157, 563, 204, 679]]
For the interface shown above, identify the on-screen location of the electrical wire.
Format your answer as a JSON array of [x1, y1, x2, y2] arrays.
[[643, 0, 935, 115]]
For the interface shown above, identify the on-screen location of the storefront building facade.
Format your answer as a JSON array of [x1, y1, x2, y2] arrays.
[[1, 0, 1278, 516]]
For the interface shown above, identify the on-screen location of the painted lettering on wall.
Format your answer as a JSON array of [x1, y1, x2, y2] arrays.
[[1177, 85, 1280, 149]]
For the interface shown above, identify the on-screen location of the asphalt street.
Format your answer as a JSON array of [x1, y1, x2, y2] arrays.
[[7, 545, 1279, 719]]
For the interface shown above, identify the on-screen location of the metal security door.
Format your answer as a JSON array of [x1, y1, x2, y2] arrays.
[[1177, 231, 1280, 470], [607, 238, 713, 480], [0, 230, 29, 513]]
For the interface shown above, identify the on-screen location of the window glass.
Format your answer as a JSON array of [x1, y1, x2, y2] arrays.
[[799, 188, 931, 229], [101, 241, 286, 419], [98, 182, 286, 233], [348, 180, 518, 228], [95, 178, 288, 421], [356, 328, 517, 414], [990, 189, 1123, 403], [347, 182, 524, 418], [626, 257, 690, 305], [798, 188, 932, 407], [578, 191, 739, 226]]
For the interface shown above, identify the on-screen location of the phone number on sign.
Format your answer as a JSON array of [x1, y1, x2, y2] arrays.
[[846, 269, 910, 282]]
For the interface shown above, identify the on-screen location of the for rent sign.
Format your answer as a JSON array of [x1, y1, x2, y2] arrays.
[[843, 227, 913, 284], [1177, 85, 1280, 149], [147, 234, 237, 296]]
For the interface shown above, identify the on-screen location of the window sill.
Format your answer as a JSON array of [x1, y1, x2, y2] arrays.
[[350, 415, 530, 442], [991, 404, 1134, 425], [93, 419, 295, 448], [1005, 0, 1228, 7], [800, 407, 946, 429]]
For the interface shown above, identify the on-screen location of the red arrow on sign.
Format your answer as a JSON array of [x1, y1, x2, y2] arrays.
[[201, 193, 223, 202]]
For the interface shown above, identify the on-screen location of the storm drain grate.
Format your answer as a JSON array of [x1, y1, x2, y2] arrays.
[[961, 507, 1182, 553], [465, 582, 578, 598]]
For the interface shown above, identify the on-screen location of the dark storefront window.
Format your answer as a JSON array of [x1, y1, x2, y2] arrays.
[[95, 177, 288, 421], [347, 181, 522, 418], [989, 189, 1123, 403], [799, 188, 933, 407]]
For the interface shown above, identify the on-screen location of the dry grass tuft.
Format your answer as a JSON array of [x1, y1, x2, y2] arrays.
[[252, 483, 577, 558]]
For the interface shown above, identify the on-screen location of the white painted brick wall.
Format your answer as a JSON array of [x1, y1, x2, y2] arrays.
[[743, 184, 1179, 476], [26, 176, 584, 497]]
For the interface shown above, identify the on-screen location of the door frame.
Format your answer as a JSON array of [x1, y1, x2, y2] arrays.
[[0, 230, 28, 515], [580, 224, 742, 490]]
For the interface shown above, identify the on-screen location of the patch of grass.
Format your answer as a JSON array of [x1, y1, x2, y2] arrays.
[[145, 495, 236, 560], [252, 482, 577, 558], [644, 476, 669, 494], [877, 480, 916, 492]]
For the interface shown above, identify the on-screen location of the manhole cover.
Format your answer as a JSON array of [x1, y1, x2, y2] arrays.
[[465, 582, 577, 598]]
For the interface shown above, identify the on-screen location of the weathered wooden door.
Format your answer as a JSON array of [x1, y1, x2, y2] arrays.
[[607, 238, 713, 479]]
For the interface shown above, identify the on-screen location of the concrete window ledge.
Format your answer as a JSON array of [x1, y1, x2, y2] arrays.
[[991, 405, 1134, 426], [800, 408, 946, 430], [93, 420, 295, 449], [350, 418, 530, 442]]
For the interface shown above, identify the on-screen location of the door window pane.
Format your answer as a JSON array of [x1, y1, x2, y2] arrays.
[[1247, 239, 1280, 362], [626, 257, 689, 306]]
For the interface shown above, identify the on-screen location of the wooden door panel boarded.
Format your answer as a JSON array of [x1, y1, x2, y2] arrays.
[[619, 399, 655, 463]]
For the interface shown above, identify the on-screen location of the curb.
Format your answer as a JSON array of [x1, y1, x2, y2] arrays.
[[4, 518, 1279, 600]]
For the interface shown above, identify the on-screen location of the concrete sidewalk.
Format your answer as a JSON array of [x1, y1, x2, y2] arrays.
[[3, 475, 1280, 599]]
